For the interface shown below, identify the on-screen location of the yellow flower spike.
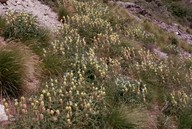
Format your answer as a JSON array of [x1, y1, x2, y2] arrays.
[[15, 101, 19, 106], [66, 106, 72, 111], [70, 72, 74, 77], [73, 85, 76, 90], [53, 91, 56, 96], [40, 101, 44, 106], [52, 116, 58, 122], [2, 98, 6, 102], [48, 97, 52, 102], [31, 103, 34, 106], [34, 100, 39, 104], [87, 103, 91, 108], [63, 80, 67, 86], [74, 103, 78, 107], [46, 82, 52, 89], [67, 118, 71, 124], [21, 96, 25, 101], [50, 110, 54, 115], [76, 90, 79, 95], [4, 102, 9, 108], [5, 108, 9, 114], [46, 92, 51, 97], [56, 110, 60, 115], [40, 94, 44, 99], [59, 90, 62, 94], [69, 90, 72, 95]]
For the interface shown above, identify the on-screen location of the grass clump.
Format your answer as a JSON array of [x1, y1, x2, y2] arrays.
[[0, 43, 41, 98], [108, 105, 149, 129], [0, 45, 25, 98], [178, 107, 192, 129], [125, 25, 156, 48]]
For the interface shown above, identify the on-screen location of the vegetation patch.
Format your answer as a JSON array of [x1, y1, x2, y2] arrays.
[[0, 0, 192, 128], [1, 11, 50, 44]]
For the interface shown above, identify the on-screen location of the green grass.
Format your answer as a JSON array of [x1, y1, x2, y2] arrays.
[[0, 45, 25, 98], [178, 107, 192, 129]]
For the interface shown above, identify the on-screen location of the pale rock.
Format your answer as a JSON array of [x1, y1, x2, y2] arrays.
[[0, 104, 8, 122]]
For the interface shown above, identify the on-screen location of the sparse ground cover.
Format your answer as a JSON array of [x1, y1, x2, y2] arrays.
[[0, 0, 192, 128]]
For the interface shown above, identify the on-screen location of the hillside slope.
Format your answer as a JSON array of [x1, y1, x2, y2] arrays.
[[0, 0, 192, 128]]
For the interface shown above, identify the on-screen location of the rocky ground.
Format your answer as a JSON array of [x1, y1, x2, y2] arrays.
[[0, 0, 61, 31], [111, 1, 192, 58], [114, 1, 192, 45], [153, 20, 192, 45]]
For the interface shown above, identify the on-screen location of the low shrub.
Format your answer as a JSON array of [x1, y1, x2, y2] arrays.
[[2, 11, 49, 43], [162, 44, 179, 55], [125, 26, 156, 45]]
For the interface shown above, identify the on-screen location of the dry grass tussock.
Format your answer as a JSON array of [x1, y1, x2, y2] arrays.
[[0, 41, 41, 99]]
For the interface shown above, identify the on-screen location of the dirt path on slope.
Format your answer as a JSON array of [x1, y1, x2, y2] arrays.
[[0, 0, 62, 31]]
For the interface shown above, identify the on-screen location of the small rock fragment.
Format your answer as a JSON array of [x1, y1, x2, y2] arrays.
[[0, 104, 8, 122]]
